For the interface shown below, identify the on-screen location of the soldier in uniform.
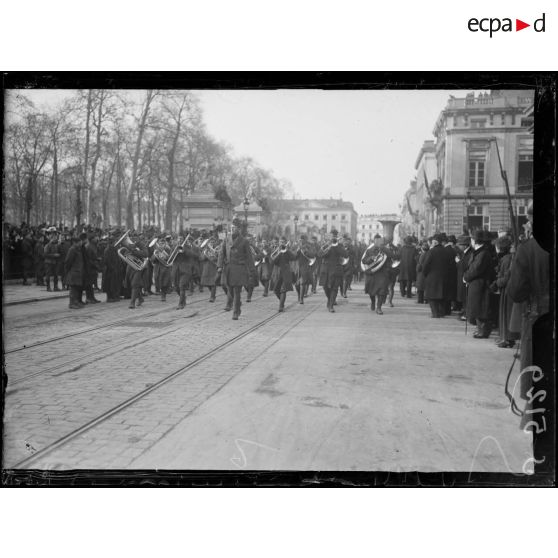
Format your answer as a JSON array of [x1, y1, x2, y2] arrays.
[[245, 235, 261, 303], [318, 229, 347, 312], [258, 239, 272, 297], [200, 231, 220, 303], [125, 239, 148, 309], [295, 234, 316, 304], [340, 235, 355, 299], [43, 227, 61, 291], [271, 236, 296, 312], [102, 228, 124, 302], [152, 235, 173, 302], [172, 241, 196, 309], [310, 235, 320, 294], [217, 219, 256, 320], [362, 234, 391, 315]]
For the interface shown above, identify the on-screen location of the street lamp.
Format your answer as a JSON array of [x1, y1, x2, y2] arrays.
[[293, 215, 299, 241], [243, 196, 249, 225]]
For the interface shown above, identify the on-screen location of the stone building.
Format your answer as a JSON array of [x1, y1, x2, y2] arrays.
[[432, 89, 534, 236], [404, 90, 534, 238], [268, 198, 358, 241], [179, 182, 233, 232]]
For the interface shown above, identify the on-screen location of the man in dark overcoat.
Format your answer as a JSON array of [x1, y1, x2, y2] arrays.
[[58, 233, 71, 290], [443, 234, 458, 315], [271, 236, 296, 312], [362, 234, 390, 315], [83, 233, 101, 303], [422, 233, 452, 318], [398, 236, 417, 298], [463, 230, 496, 337], [507, 203, 551, 471], [200, 232, 220, 303], [172, 243, 196, 309], [21, 230, 34, 285], [415, 241, 429, 304], [34, 233, 46, 286], [455, 235, 472, 319], [318, 229, 347, 312], [102, 229, 124, 302], [64, 233, 86, 309], [217, 219, 256, 320]]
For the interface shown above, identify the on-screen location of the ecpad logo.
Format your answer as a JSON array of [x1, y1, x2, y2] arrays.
[[468, 13, 546, 37]]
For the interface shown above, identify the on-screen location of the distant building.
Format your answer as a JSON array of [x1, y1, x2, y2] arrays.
[[267, 198, 358, 241], [179, 182, 233, 232], [358, 213, 402, 244], [427, 89, 534, 236]]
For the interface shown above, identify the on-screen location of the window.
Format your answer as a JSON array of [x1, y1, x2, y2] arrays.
[[304, 214, 309, 221], [453, 115, 458, 126], [369, 225, 372, 230], [341, 214, 346, 221], [331, 214, 337, 220], [489, 113, 494, 126], [501, 113, 506, 125], [517, 138, 534, 192], [323, 214, 328, 220], [340, 225, 346, 233], [361, 224, 365, 230], [468, 141, 488, 189], [314, 214, 319, 220], [521, 117, 534, 128], [470, 119, 486, 128], [511, 114, 516, 125]]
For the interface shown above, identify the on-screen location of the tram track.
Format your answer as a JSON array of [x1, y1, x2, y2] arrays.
[[4, 291, 227, 354], [10, 298, 320, 469], [6, 293, 266, 387]]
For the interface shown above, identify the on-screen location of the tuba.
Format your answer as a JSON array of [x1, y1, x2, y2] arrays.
[[360, 245, 387, 274], [115, 230, 149, 271], [200, 238, 219, 263]]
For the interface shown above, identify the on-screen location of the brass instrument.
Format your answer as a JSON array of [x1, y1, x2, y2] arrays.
[[299, 244, 316, 267], [153, 240, 172, 267], [200, 238, 219, 263], [114, 230, 149, 271], [250, 245, 263, 267], [167, 234, 193, 266], [320, 235, 338, 255], [148, 237, 159, 249], [270, 241, 290, 260], [360, 245, 387, 274]]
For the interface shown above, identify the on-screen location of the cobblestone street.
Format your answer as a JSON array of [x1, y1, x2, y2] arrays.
[[3, 281, 532, 472]]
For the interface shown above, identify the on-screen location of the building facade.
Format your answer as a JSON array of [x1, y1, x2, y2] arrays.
[[268, 198, 358, 241], [179, 182, 233, 232], [430, 90, 534, 237]]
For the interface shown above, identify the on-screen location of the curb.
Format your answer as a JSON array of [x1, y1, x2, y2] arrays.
[[4, 293, 69, 307]]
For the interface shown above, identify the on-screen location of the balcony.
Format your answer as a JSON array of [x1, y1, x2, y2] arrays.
[[467, 187, 486, 196]]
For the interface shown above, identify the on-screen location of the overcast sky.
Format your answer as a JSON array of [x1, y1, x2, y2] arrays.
[[9, 88, 473, 215]]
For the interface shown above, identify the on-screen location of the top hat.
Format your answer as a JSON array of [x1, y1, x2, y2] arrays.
[[456, 235, 471, 246]]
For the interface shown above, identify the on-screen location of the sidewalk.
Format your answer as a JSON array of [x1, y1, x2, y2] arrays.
[[3, 282, 70, 306]]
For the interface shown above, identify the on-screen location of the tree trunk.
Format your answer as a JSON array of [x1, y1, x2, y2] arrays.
[[83, 90, 93, 224], [103, 158, 116, 227], [51, 144, 59, 224], [115, 156, 122, 227], [126, 90, 156, 230], [89, 91, 104, 225]]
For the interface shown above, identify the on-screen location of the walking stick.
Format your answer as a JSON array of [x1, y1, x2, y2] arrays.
[[464, 282, 468, 335]]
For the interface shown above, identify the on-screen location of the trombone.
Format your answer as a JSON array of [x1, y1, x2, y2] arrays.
[[270, 241, 290, 260], [167, 234, 193, 266], [114, 230, 149, 271]]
